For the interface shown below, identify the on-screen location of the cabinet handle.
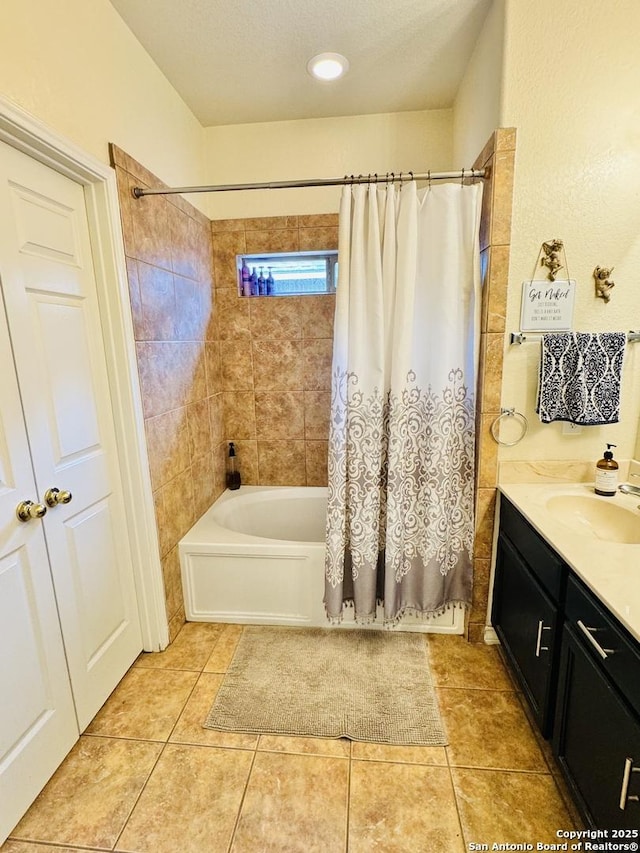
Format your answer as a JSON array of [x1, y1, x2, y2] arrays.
[[619, 757, 640, 810], [577, 619, 615, 659], [535, 620, 551, 657]]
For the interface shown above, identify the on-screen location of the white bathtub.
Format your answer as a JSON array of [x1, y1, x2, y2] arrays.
[[179, 486, 463, 633]]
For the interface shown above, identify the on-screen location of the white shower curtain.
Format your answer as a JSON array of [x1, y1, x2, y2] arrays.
[[324, 179, 483, 625]]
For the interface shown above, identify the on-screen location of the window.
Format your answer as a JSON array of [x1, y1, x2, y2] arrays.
[[236, 250, 338, 297]]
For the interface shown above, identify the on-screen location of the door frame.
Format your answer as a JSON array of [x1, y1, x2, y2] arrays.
[[0, 95, 168, 651]]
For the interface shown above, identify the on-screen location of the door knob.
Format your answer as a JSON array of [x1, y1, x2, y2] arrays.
[[44, 487, 73, 507], [16, 500, 48, 522]]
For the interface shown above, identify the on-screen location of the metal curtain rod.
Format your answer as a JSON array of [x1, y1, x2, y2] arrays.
[[510, 331, 640, 345], [132, 168, 486, 199]]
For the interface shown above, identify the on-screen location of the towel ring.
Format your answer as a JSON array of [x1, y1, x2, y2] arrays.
[[490, 408, 528, 446]]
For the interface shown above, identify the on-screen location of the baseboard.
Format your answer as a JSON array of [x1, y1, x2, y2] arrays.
[[483, 625, 500, 645]]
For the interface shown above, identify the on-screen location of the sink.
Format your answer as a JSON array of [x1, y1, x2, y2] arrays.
[[546, 494, 640, 544]]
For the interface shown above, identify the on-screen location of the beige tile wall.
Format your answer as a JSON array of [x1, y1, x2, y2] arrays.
[[111, 145, 225, 641], [211, 216, 337, 487], [468, 129, 516, 642]]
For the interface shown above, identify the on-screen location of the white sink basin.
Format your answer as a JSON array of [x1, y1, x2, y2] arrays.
[[546, 494, 640, 544]]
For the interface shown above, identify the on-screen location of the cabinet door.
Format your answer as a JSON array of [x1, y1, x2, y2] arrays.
[[0, 141, 142, 729], [492, 533, 558, 735], [0, 291, 78, 844], [553, 624, 640, 829]]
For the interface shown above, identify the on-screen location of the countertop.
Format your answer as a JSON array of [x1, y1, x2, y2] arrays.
[[498, 482, 640, 644]]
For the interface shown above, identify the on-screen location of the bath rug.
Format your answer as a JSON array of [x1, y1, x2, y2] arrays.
[[204, 626, 447, 745]]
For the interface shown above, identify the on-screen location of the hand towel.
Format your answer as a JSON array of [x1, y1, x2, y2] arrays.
[[536, 332, 626, 425]]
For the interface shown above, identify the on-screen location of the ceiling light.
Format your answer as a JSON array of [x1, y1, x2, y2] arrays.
[[307, 53, 349, 81]]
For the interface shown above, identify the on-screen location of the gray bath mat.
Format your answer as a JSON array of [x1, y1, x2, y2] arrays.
[[204, 626, 447, 745]]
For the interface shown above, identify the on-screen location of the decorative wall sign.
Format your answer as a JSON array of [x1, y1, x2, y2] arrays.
[[520, 279, 576, 332]]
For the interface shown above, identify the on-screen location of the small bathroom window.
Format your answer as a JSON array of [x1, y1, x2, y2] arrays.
[[236, 250, 338, 297]]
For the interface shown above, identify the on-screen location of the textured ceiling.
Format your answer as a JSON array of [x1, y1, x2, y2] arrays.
[[109, 0, 492, 126]]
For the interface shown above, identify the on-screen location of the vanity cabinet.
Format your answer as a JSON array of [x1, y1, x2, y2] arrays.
[[492, 493, 640, 829], [492, 497, 567, 736], [553, 575, 640, 829]]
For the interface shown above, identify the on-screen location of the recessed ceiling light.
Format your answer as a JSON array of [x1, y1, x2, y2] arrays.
[[307, 52, 349, 81]]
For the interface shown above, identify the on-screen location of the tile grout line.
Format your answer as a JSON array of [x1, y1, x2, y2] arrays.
[[435, 684, 523, 692], [445, 746, 469, 851], [163, 658, 205, 744], [110, 739, 169, 852], [6, 838, 106, 852], [447, 762, 555, 775], [225, 742, 260, 852], [345, 740, 352, 852]]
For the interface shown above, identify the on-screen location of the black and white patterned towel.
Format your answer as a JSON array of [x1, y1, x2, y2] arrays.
[[536, 332, 626, 425]]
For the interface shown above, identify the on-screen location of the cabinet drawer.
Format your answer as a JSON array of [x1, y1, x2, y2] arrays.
[[566, 574, 640, 714], [499, 497, 566, 601]]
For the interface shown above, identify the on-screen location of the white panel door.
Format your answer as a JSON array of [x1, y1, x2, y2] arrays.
[[0, 141, 142, 730], [0, 288, 78, 843]]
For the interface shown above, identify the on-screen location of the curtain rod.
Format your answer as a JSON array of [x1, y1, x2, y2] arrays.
[[131, 168, 486, 199]]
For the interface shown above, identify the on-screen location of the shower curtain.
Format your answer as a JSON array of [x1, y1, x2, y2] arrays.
[[324, 179, 483, 625]]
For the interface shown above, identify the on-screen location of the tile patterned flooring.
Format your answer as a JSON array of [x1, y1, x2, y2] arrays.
[[2, 623, 578, 853]]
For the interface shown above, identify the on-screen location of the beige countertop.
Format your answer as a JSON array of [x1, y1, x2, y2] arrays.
[[497, 482, 640, 644]]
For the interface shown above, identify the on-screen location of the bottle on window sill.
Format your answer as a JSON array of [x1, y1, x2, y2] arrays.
[[258, 266, 266, 296], [240, 259, 251, 297], [249, 267, 258, 296]]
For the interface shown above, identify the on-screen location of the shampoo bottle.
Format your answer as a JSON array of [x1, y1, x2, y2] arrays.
[[226, 442, 241, 490], [240, 259, 251, 297], [249, 267, 258, 296], [595, 443, 618, 496]]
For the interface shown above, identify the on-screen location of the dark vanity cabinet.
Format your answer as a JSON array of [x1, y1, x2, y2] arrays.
[[492, 494, 640, 829], [553, 575, 640, 829], [492, 497, 567, 736]]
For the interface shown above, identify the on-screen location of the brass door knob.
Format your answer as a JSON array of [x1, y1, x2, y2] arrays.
[[44, 487, 73, 507], [16, 500, 48, 522]]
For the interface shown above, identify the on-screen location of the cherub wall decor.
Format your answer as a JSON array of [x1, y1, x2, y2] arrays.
[[540, 239, 564, 281], [593, 265, 615, 302]]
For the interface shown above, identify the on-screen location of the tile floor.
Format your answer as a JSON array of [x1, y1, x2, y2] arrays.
[[2, 623, 579, 853]]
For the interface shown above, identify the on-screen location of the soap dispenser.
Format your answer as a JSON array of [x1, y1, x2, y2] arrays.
[[595, 443, 618, 496], [226, 442, 241, 490]]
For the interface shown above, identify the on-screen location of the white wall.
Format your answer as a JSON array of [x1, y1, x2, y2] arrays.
[[499, 0, 640, 462], [453, 0, 505, 167], [0, 0, 206, 210], [203, 110, 454, 219]]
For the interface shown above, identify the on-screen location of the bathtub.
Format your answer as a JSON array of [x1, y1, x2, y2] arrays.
[[179, 486, 463, 633]]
